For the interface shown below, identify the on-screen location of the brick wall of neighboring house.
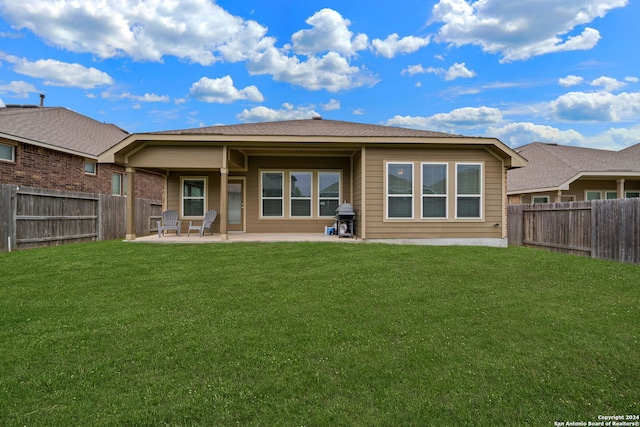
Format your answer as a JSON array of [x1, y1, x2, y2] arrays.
[[0, 141, 162, 200]]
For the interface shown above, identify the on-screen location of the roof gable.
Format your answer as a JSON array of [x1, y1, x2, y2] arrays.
[[0, 107, 129, 157]]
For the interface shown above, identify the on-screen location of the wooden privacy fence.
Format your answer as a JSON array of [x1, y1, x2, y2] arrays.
[[508, 198, 640, 264], [0, 184, 162, 252]]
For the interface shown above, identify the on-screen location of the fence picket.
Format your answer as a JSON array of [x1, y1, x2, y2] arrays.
[[508, 198, 640, 264]]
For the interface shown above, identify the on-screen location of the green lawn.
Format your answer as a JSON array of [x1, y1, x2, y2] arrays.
[[1, 241, 638, 426]]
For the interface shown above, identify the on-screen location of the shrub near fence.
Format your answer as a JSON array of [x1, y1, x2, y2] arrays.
[[508, 198, 640, 264], [0, 184, 162, 252]]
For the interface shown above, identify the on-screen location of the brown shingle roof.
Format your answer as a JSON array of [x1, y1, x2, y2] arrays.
[[153, 118, 464, 138], [0, 106, 128, 157], [508, 142, 640, 193]]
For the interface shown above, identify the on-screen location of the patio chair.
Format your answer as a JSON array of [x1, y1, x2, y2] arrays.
[[157, 210, 181, 237], [187, 209, 218, 237]]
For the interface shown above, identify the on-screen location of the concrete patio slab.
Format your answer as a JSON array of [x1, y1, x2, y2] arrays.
[[126, 232, 360, 244]]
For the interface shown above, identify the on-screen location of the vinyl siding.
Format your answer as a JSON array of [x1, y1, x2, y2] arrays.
[[363, 147, 506, 239]]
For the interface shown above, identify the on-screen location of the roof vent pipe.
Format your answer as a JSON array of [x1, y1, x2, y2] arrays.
[[39, 94, 45, 107]]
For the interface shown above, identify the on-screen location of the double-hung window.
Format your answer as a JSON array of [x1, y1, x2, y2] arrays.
[[422, 163, 447, 218], [0, 143, 15, 162], [290, 172, 312, 217], [182, 178, 206, 217], [456, 163, 482, 218], [262, 172, 284, 217], [318, 172, 340, 217], [387, 163, 413, 219]]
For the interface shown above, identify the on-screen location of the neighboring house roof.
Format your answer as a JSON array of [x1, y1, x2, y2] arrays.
[[0, 106, 129, 158], [101, 118, 527, 168], [508, 142, 640, 194]]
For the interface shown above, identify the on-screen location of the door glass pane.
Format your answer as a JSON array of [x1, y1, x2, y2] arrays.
[[228, 183, 242, 225]]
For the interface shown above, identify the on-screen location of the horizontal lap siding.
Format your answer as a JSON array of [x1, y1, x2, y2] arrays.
[[245, 156, 351, 233], [167, 172, 222, 234], [364, 147, 505, 239]]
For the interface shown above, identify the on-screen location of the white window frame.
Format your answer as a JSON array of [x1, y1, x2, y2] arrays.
[[421, 162, 448, 219], [290, 171, 313, 217], [532, 195, 550, 204], [112, 173, 123, 196], [181, 177, 207, 218], [84, 161, 96, 175], [455, 163, 483, 219], [585, 190, 602, 201], [605, 191, 618, 200], [0, 142, 15, 162], [386, 162, 414, 220], [318, 171, 341, 218], [625, 191, 640, 198], [261, 171, 284, 218], [561, 195, 576, 203]]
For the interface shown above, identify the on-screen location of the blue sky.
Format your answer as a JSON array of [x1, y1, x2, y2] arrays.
[[1, 0, 639, 150]]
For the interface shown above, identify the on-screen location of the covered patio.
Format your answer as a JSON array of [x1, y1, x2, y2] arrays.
[[126, 232, 360, 244]]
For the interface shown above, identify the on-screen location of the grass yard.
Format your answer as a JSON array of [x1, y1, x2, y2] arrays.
[[1, 241, 638, 426]]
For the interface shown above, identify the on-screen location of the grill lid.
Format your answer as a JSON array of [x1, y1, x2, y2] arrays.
[[336, 202, 355, 216]]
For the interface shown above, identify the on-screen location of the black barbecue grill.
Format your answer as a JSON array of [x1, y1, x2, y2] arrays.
[[335, 202, 355, 238]]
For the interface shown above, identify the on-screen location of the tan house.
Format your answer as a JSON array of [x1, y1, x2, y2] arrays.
[[99, 118, 526, 246], [508, 142, 640, 204]]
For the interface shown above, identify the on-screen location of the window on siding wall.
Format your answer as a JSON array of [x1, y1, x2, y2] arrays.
[[262, 172, 284, 217], [0, 143, 15, 162], [626, 191, 640, 198], [532, 196, 549, 204], [421, 163, 447, 218], [387, 163, 413, 219], [586, 191, 601, 200], [319, 172, 340, 217], [182, 178, 206, 217], [290, 172, 312, 217], [605, 191, 617, 199], [456, 163, 482, 218]]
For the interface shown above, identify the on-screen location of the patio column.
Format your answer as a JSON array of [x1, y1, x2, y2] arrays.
[[125, 167, 136, 240], [617, 178, 626, 198], [553, 190, 562, 203], [220, 167, 228, 240]]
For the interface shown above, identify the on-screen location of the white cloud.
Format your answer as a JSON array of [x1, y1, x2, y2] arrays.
[[0, 0, 263, 65], [0, 53, 113, 89], [237, 103, 319, 122], [188, 76, 264, 104], [590, 76, 626, 92], [402, 64, 427, 76], [430, 0, 628, 62], [247, 48, 377, 92], [487, 122, 584, 146], [444, 62, 476, 80], [402, 62, 475, 80], [291, 9, 368, 56], [626, 76, 639, 83], [550, 91, 640, 122], [321, 99, 341, 111], [372, 34, 430, 58], [0, 80, 38, 98], [386, 106, 502, 132], [120, 92, 170, 103], [559, 75, 584, 87], [0, 3, 380, 93]]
